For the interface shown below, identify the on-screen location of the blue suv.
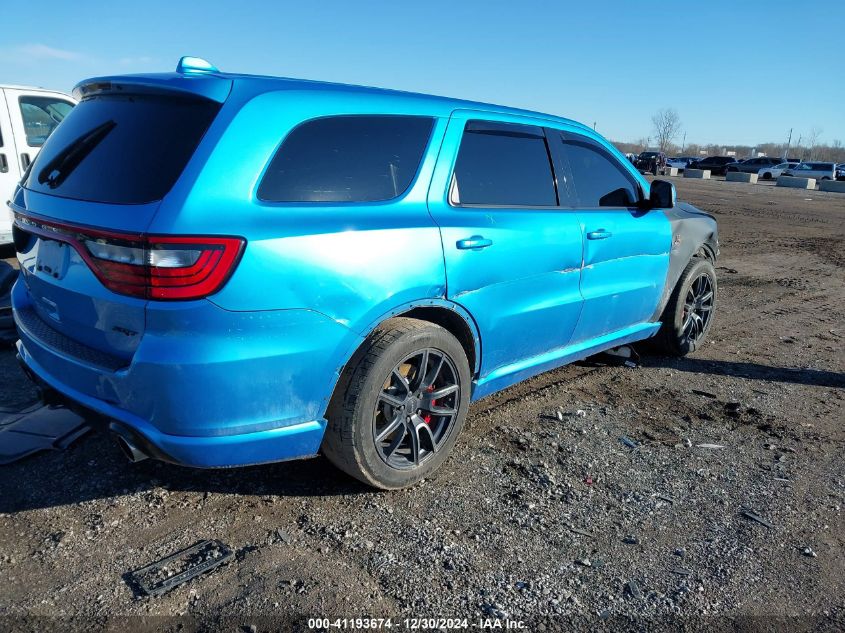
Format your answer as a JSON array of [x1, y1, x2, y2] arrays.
[[10, 58, 718, 489]]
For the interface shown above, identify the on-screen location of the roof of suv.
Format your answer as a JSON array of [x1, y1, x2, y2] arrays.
[[74, 70, 594, 134]]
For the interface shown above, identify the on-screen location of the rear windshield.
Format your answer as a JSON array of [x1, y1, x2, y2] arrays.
[[24, 93, 220, 204]]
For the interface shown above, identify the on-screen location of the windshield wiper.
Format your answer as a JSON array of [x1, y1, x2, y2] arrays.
[[37, 120, 116, 189]]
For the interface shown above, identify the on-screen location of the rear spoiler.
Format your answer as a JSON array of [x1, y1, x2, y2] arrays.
[[73, 72, 232, 103]]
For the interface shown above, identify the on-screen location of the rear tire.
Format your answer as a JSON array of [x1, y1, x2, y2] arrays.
[[762, 172, 772, 180], [322, 318, 471, 490], [653, 258, 717, 356]]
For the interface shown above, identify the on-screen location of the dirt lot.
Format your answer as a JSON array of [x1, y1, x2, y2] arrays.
[[0, 177, 843, 631]]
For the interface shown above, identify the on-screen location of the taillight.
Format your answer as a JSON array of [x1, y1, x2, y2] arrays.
[[15, 214, 245, 300]]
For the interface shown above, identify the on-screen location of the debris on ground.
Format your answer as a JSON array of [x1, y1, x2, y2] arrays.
[[691, 389, 717, 398], [668, 567, 692, 576], [625, 580, 642, 599], [0, 403, 90, 465], [597, 345, 640, 368], [740, 509, 774, 529], [569, 527, 592, 537], [696, 443, 726, 449], [801, 547, 817, 558], [656, 494, 675, 504], [619, 435, 639, 449], [126, 539, 234, 597]]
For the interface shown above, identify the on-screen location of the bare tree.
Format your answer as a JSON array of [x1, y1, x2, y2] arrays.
[[651, 108, 682, 153], [807, 127, 823, 159]]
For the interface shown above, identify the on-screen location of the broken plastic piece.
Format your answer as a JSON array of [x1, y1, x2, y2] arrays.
[[625, 580, 642, 599], [696, 443, 725, 449], [691, 389, 717, 398], [127, 539, 234, 597], [619, 435, 639, 449], [569, 526, 592, 538], [0, 405, 90, 465], [668, 566, 691, 576], [740, 509, 773, 529]]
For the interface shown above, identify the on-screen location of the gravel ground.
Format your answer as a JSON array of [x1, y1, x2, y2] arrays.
[[0, 177, 843, 631]]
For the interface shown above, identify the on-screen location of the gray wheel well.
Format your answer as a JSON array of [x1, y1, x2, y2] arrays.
[[696, 244, 716, 262], [402, 307, 478, 375]]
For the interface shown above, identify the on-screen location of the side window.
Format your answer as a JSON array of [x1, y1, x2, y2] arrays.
[[560, 134, 638, 208], [18, 97, 74, 147], [451, 121, 557, 207], [258, 115, 434, 203]]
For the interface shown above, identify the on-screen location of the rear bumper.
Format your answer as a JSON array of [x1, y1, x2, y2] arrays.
[[16, 344, 326, 467], [12, 278, 362, 467]]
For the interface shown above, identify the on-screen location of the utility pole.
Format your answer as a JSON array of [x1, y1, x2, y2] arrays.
[[593, 121, 596, 131], [783, 128, 792, 160], [681, 132, 686, 154]]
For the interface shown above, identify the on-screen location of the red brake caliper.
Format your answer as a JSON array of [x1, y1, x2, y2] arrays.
[[424, 385, 434, 424]]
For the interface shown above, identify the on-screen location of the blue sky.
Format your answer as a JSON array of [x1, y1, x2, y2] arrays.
[[4, 1, 843, 147]]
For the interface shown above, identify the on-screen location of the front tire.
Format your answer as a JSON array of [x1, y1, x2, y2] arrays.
[[322, 318, 471, 489], [654, 258, 717, 356]]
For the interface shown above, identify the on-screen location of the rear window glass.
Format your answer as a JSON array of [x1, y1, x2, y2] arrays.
[[452, 121, 557, 207], [258, 115, 434, 203], [24, 94, 220, 204]]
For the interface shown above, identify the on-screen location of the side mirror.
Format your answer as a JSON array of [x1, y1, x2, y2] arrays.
[[649, 179, 675, 209]]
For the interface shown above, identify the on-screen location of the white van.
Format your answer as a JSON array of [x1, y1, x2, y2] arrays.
[[0, 85, 76, 244]]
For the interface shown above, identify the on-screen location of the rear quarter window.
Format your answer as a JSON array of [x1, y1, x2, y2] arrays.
[[258, 115, 434, 203]]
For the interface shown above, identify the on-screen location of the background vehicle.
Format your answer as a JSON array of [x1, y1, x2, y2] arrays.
[[634, 151, 666, 173], [725, 157, 782, 174], [688, 156, 738, 175], [758, 162, 798, 180], [11, 58, 719, 489], [0, 86, 75, 245], [783, 162, 837, 181], [836, 163, 845, 181], [667, 157, 697, 172]]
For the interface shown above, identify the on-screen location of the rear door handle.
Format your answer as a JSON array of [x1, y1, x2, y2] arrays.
[[586, 229, 612, 240], [456, 235, 493, 250], [0, 153, 7, 173]]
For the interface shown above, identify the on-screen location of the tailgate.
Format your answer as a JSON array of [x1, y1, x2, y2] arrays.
[[12, 84, 224, 365]]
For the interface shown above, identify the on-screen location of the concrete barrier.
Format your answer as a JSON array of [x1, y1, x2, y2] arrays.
[[726, 172, 758, 184], [819, 179, 845, 193], [662, 167, 679, 177], [684, 169, 710, 179], [777, 176, 816, 189]]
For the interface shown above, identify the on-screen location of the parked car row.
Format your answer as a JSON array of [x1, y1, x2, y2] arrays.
[[674, 155, 841, 182], [782, 161, 838, 181], [687, 156, 738, 176], [758, 162, 798, 180], [725, 156, 783, 174]]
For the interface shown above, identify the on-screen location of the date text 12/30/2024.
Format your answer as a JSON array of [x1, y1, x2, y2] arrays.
[[307, 618, 527, 630]]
